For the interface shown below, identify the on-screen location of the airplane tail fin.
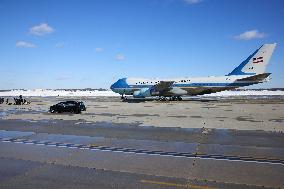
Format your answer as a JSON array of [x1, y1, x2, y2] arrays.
[[228, 43, 276, 76]]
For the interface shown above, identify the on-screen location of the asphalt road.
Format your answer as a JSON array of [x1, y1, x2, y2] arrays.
[[0, 122, 283, 189]]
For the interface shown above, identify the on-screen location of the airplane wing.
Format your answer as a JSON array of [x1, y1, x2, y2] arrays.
[[152, 81, 175, 92], [236, 73, 271, 82]]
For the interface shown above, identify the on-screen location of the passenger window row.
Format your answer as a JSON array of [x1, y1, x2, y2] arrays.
[[135, 79, 191, 85]]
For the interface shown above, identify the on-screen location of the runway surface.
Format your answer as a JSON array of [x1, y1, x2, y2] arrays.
[[0, 122, 283, 189], [0, 97, 283, 188]]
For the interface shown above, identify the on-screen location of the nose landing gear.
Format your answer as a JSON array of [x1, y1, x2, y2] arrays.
[[121, 94, 127, 100]]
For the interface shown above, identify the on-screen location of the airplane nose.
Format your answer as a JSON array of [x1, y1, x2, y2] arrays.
[[110, 80, 119, 91], [110, 78, 128, 92], [110, 83, 115, 90]]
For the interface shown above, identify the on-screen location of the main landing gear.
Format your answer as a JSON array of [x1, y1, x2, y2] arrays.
[[158, 96, 183, 101], [171, 96, 182, 101], [158, 97, 167, 101], [121, 94, 128, 100]]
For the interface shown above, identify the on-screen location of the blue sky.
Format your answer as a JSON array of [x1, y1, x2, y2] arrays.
[[0, 0, 283, 89]]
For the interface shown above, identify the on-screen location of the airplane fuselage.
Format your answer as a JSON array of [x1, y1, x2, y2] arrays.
[[110, 74, 268, 97]]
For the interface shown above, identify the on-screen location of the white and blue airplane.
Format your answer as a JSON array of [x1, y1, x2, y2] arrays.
[[110, 43, 276, 100]]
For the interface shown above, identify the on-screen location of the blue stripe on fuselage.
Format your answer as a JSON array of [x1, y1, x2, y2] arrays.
[[173, 83, 254, 87], [125, 82, 255, 88]]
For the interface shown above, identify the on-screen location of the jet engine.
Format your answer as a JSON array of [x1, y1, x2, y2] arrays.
[[132, 87, 187, 98], [133, 88, 159, 98]]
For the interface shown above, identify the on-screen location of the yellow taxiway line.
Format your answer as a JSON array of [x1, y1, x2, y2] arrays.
[[140, 179, 218, 189]]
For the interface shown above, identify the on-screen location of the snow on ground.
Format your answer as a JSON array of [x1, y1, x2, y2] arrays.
[[204, 90, 284, 97], [0, 89, 120, 97], [0, 89, 283, 97]]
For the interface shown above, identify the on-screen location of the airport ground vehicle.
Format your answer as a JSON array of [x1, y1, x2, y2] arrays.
[[49, 101, 86, 114]]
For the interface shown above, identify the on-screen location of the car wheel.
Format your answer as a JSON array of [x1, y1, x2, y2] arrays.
[[75, 108, 81, 114]]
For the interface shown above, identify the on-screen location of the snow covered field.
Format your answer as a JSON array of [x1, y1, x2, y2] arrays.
[[204, 90, 284, 97], [0, 89, 120, 97], [0, 89, 284, 97]]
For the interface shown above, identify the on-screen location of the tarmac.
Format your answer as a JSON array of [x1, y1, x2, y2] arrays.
[[0, 96, 283, 189]]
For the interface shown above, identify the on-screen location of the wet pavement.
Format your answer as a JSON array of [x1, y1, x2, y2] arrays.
[[0, 119, 283, 148], [1, 130, 283, 164]]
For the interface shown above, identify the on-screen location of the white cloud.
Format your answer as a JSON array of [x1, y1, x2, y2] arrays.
[[184, 0, 202, 4], [115, 54, 125, 61], [95, 47, 104, 52], [234, 29, 266, 40], [55, 42, 64, 48], [29, 23, 54, 36], [16, 41, 36, 48]]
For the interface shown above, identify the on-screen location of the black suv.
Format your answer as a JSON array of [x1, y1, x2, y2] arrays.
[[50, 101, 86, 114], [0, 98, 4, 104]]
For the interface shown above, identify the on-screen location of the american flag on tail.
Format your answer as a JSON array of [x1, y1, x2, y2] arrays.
[[253, 57, 263, 64]]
